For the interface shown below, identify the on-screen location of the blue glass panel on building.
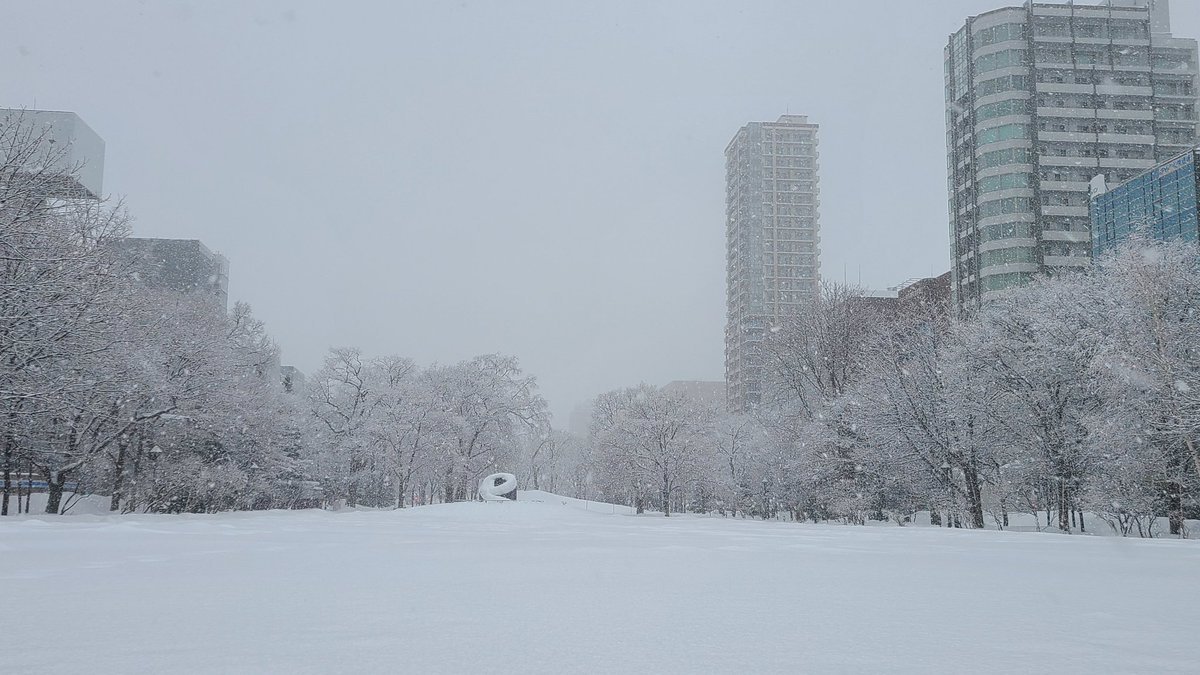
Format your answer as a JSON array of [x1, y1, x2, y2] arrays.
[[1091, 150, 1200, 256]]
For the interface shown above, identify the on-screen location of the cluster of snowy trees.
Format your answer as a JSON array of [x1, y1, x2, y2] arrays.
[[853, 243, 1199, 536], [1, 113, 552, 516], [7, 108, 1198, 535], [1, 114, 298, 515], [580, 242, 1200, 537], [304, 349, 547, 508]]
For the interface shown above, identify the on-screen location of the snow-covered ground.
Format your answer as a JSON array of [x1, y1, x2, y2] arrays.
[[3, 494, 1199, 674]]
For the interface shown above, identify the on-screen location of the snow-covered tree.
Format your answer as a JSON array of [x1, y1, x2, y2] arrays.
[[1084, 239, 1200, 534], [428, 354, 547, 502], [590, 384, 716, 516]]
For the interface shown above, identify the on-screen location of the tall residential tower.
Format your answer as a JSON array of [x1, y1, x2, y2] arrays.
[[945, 0, 1198, 311], [725, 115, 820, 412]]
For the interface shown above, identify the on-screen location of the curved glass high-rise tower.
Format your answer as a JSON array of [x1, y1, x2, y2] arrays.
[[945, 0, 1198, 312]]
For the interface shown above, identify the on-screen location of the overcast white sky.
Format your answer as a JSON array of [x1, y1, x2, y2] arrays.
[[5, 0, 1198, 423]]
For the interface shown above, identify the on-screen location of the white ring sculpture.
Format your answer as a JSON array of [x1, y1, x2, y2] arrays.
[[478, 473, 517, 502]]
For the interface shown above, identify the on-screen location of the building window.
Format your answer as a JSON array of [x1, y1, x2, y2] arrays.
[[975, 23, 1026, 46], [975, 49, 1029, 74], [980, 247, 1036, 267], [977, 123, 1031, 145], [978, 172, 1032, 193]]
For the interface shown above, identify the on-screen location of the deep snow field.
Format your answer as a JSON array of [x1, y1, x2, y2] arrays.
[[3, 493, 1199, 674]]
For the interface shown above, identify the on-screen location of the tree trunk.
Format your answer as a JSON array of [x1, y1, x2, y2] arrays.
[[22, 457, 31, 514], [125, 436, 145, 514], [1167, 479, 1184, 536], [1, 409, 17, 516], [45, 472, 68, 514], [1057, 482, 1071, 532], [1186, 436, 1200, 482], [962, 462, 986, 529], [109, 435, 131, 512], [1, 437, 10, 516]]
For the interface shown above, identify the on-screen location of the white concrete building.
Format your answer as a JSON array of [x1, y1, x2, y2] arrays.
[[0, 108, 105, 199]]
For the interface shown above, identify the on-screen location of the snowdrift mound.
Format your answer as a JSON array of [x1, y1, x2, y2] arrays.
[[516, 489, 636, 515]]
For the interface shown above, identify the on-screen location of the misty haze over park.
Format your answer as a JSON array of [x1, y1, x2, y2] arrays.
[[4, 1, 1200, 673]]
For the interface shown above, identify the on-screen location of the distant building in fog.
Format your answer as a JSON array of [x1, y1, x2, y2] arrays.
[[0, 108, 105, 199], [116, 238, 230, 309], [661, 380, 725, 409], [725, 114, 821, 412], [280, 366, 306, 393], [568, 401, 594, 437]]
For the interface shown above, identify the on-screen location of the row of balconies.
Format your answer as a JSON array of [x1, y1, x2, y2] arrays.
[[1050, 84, 1159, 98], [1034, 59, 1155, 72], [1038, 180, 1091, 192], [1037, 155, 1154, 169], [1042, 229, 1091, 244], [1030, 5, 1146, 20], [1037, 130, 1157, 144], [973, 109, 1165, 136], [1035, 106, 1155, 120], [1031, 35, 1149, 47], [965, 255, 1089, 278]]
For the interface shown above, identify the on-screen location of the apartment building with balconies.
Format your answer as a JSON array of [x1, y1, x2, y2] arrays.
[[945, 0, 1198, 312], [725, 115, 820, 412]]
